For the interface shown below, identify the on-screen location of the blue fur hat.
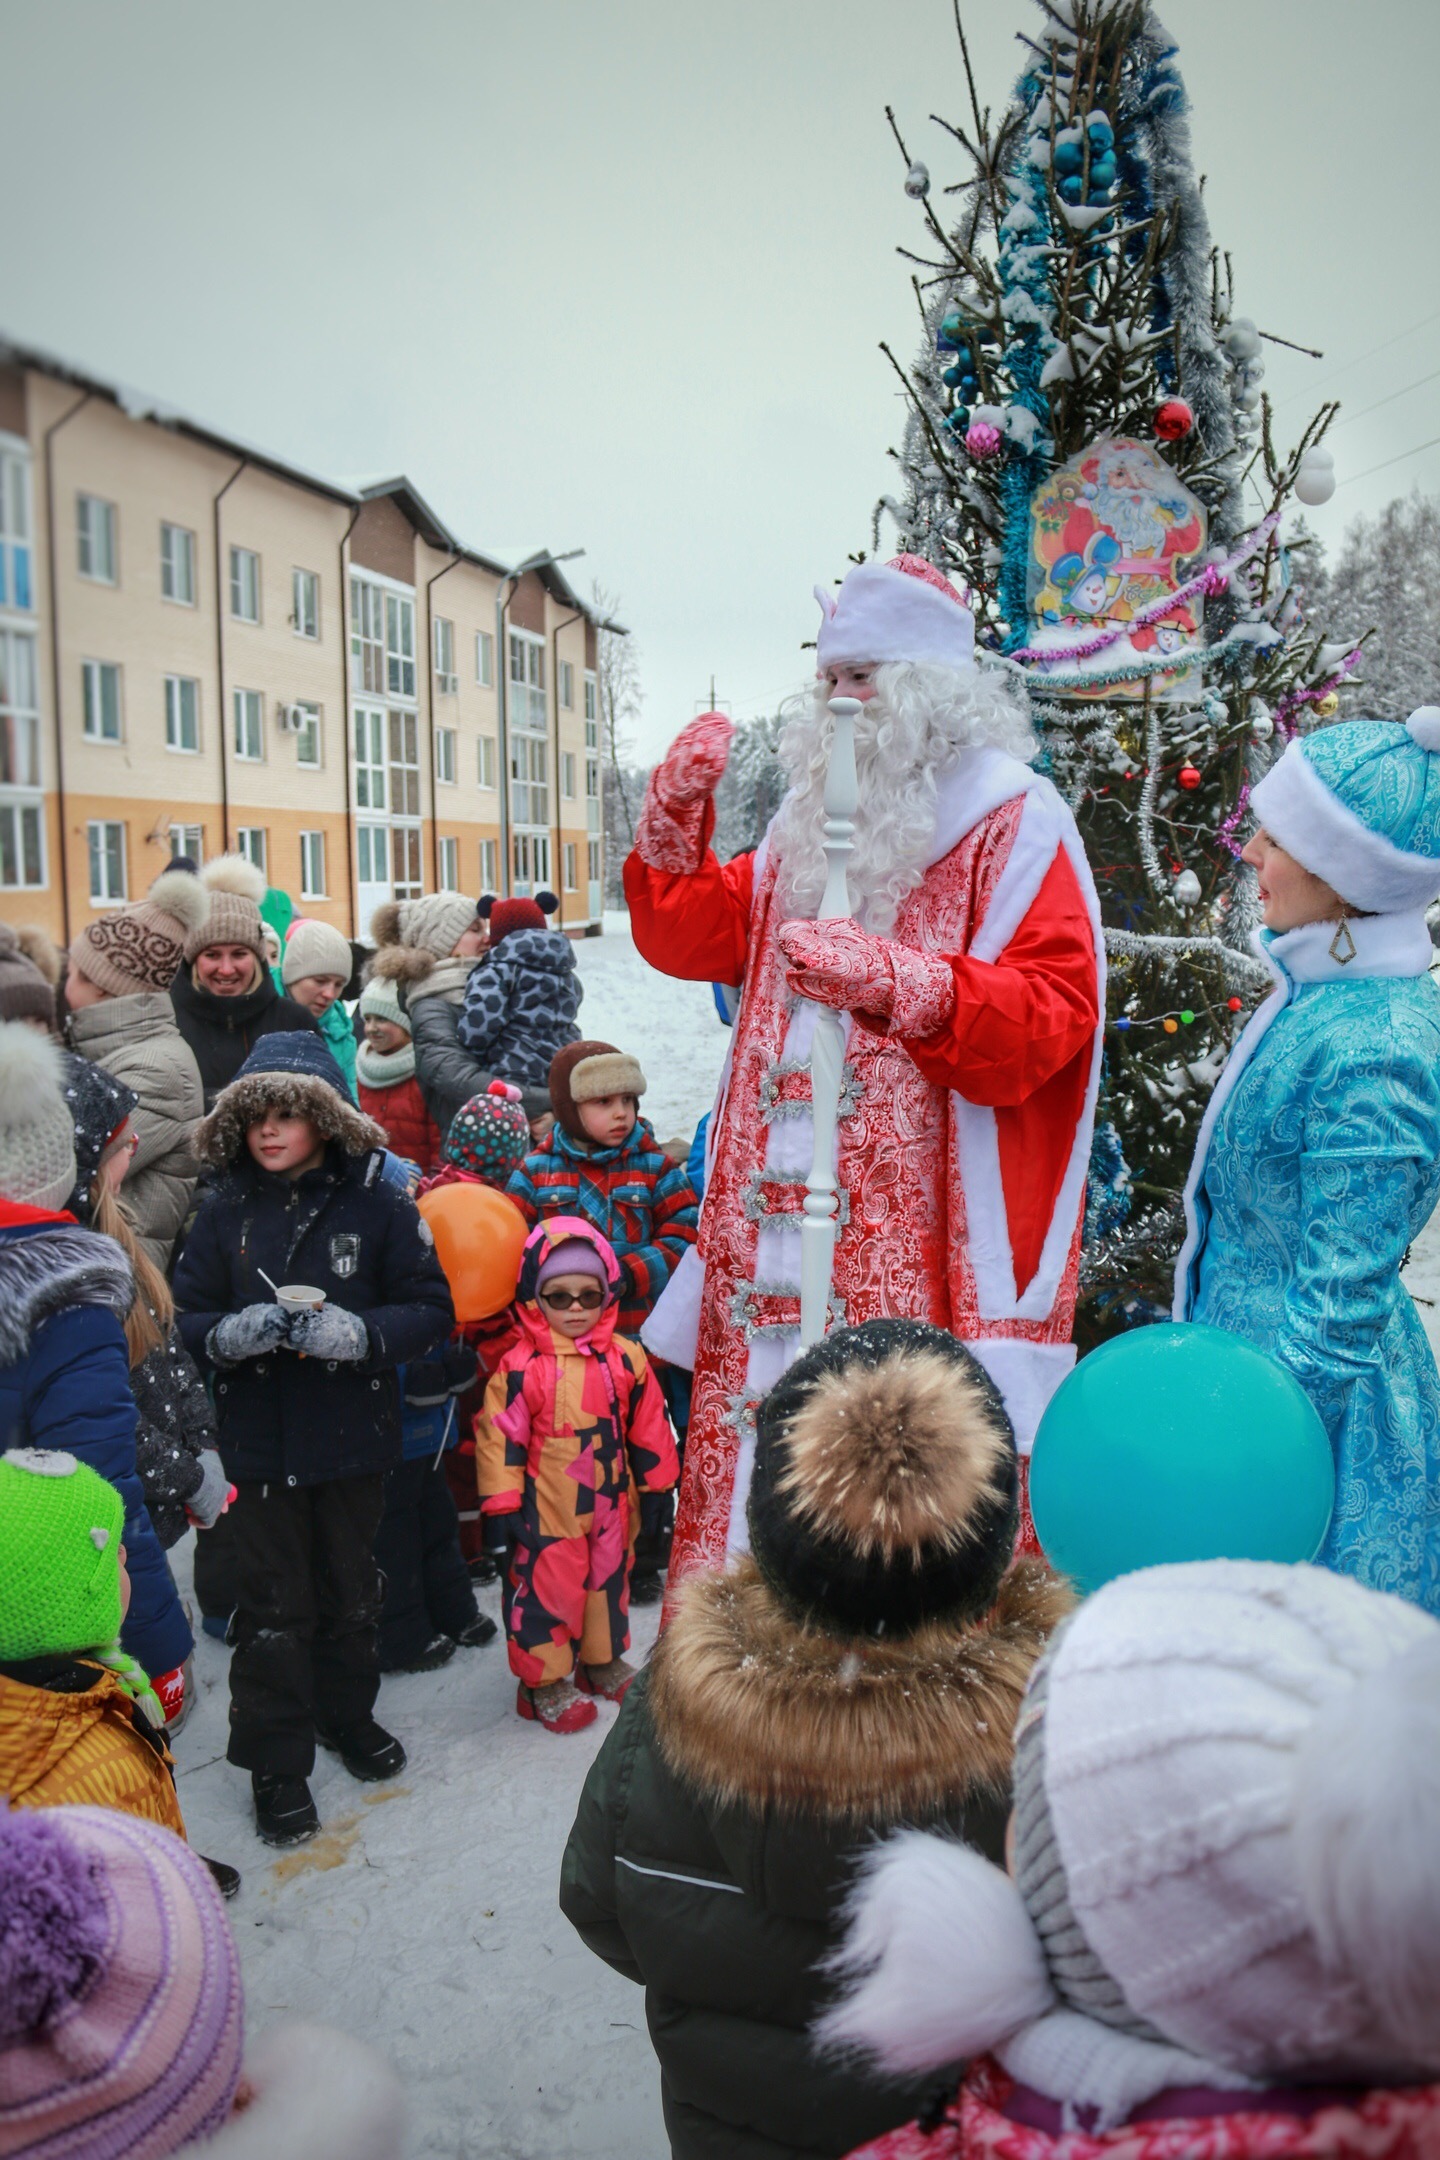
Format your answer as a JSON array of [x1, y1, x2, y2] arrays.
[[1250, 707, 1440, 913]]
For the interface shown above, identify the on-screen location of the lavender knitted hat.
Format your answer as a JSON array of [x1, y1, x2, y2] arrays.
[[0, 1806, 244, 2156]]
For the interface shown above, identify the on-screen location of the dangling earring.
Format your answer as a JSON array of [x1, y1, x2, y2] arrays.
[[1329, 913, 1357, 965]]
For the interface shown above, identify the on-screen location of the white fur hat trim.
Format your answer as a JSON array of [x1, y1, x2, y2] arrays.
[[8, 1447, 80, 1478], [815, 560, 976, 675], [1251, 739, 1440, 912]]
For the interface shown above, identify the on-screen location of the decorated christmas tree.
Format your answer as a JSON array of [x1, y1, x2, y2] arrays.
[[877, 0, 1363, 1339]]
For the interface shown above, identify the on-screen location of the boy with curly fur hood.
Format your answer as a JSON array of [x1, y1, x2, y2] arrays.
[[560, 1317, 1071, 2160], [173, 1031, 454, 1847]]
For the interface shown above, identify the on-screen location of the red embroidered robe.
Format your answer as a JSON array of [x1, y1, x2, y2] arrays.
[[625, 746, 1104, 1591]]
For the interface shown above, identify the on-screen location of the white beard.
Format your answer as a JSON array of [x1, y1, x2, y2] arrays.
[[770, 660, 1037, 933]]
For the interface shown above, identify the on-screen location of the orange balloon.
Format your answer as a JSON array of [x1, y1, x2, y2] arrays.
[[417, 1182, 529, 1322]]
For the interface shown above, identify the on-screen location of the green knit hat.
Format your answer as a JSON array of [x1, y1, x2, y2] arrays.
[[0, 1449, 126, 1661]]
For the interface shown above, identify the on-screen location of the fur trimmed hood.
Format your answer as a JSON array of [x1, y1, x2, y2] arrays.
[[649, 1555, 1072, 1822], [0, 1224, 133, 1365], [196, 1071, 387, 1168]]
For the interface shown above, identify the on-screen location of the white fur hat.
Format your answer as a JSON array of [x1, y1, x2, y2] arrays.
[[815, 555, 976, 675]]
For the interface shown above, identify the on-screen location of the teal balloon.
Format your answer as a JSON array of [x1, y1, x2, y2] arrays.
[[1030, 1323, 1334, 1595]]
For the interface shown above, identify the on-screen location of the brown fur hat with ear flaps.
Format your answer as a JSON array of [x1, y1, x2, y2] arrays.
[[747, 1317, 1020, 1639]]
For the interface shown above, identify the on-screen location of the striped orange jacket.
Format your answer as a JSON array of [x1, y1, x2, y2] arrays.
[[0, 1662, 186, 1837]]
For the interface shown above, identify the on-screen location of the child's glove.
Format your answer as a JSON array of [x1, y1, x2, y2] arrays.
[[288, 1305, 370, 1362], [185, 1449, 230, 1528], [403, 1358, 448, 1406], [207, 1303, 291, 1365]]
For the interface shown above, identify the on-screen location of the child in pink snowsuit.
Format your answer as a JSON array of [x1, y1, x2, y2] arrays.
[[477, 1217, 678, 1734]]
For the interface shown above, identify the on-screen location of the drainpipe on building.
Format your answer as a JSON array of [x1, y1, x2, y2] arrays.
[[549, 606, 584, 935], [42, 388, 93, 943], [496, 549, 583, 903], [424, 551, 462, 891], [211, 458, 248, 855], [338, 503, 361, 938]]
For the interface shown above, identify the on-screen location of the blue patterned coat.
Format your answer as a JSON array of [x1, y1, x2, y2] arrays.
[[1175, 911, 1440, 1612]]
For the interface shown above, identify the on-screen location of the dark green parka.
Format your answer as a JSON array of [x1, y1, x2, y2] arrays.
[[560, 1555, 1068, 2160]]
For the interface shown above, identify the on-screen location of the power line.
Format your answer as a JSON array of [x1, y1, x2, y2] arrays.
[[1272, 305, 1440, 409], [1332, 365, 1440, 431], [1335, 433, 1440, 489]]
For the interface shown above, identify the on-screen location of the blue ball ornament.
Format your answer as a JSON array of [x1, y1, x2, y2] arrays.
[[1087, 113, 1114, 148], [940, 310, 965, 344], [1058, 173, 1085, 204], [942, 363, 963, 388], [1053, 139, 1084, 177], [1089, 152, 1117, 189], [1113, 1015, 1131, 1031], [1029, 1322, 1334, 1596]]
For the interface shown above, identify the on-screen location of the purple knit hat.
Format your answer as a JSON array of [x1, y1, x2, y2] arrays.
[[536, 1236, 610, 1291], [0, 1806, 244, 2156]]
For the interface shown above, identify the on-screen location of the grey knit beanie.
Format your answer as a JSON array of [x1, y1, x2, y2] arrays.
[[0, 1024, 80, 1211]]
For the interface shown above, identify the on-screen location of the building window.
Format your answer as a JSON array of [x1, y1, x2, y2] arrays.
[[562, 751, 577, 800], [1, 629, 41, 789], [232, 687, 264, 762], [0, 802, 44, 889], [350, 578, 385, 695], [292, 567, 320, 639], [434, 617, 457, 693], [229, 546, 260, 623], [559, 659, 574, 710], [479, 837, 498, 891], [386, 593, 416, 698], [294, 701, 321, 767], [512, 831, 550, 891], [357, 824, 386, 890], [235, 827, 267, 876], [564, 841, 578, 892], [438, 835, 459, 890], [160, 523, 196, 605], [354, 707, 386, 808], [511, 735, 549, 826], [87, 820, 127, 903], [586, 755, 601, 833], [584, 672, 598, 730], [299, 830, 327, 898], [477, 734, 496, 790], [389, 710, 421, 816], [169, 822, 203, 863], [82, 660, 122, 743], [475, 629, 494, 687], [0, 450, 34, 611], [507, 631, 546, 731], [588, 839, 602, 884], [435, 727, 457, 785], [391, 822, 423, 900], [164, 674, 200, 753], [77, 494, 117, 584]]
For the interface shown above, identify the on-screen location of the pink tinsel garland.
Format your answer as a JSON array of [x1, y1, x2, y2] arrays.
[[1014, 510, 1281, 666]]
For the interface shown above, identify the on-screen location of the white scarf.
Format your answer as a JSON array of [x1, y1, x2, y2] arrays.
[[356, 1039, 417, 1088]]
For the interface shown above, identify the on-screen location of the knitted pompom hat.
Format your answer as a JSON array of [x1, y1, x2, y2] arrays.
[[182, 854, 268, 966], [358, 974, 410, 1033], [0, 1023, 79, 1211], [1250, 708, 1440, 912], [747, 1317, 1018, 1639], [282, 916, 354, 988], [815, 554, 976, 675], [0, 1806, 244, 2156], [488, 896, 546, 945], [548, 1039, 646, 1142], [0, 921, 57, 1028], [196, 1031, 386, 1168], [444, 1080, 530, 1184], [368, 892, 477, 965], [0, 1449, 125, 1661], [70, 869, 207, 998]]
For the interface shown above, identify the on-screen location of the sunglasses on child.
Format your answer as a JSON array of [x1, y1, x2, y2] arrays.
[[539, 1285, 606, 1311]]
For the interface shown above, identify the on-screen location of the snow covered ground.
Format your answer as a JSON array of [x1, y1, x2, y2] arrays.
[[173, 913, 728, 2160]]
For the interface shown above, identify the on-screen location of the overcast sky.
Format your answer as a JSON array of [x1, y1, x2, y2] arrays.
[[7, 0, 1438, 758]]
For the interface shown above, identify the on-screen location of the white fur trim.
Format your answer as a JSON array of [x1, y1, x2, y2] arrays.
[[7, 1447, 80, 1478], [202, 2024, 405, 2160], [569, 1051, 647, 1103], [1252, 740, 1440, 912], [816, 561, 976, 674], [815, 1831, 1055, 2073], [998, 2011, 1253, 2129], [966, 1338, 1077, 1458], [641, 1243, 705, 1370]]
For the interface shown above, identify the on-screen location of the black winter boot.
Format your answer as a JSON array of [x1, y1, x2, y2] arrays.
[[201, 1855, 243, 1899], [378, 1633, 455, 1674], [252, 1774, 320, 1847], [316, 1717, 407, 1782], [453, 1613, 497, 1647]]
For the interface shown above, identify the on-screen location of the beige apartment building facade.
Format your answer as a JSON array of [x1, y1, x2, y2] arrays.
[[0, 340, 607, 949]]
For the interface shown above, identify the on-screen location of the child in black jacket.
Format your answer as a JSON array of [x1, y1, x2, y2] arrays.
[[174, 1031, 454, 1848]]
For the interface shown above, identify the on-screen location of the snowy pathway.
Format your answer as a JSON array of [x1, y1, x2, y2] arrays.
[[173, 916, 729, 2160]]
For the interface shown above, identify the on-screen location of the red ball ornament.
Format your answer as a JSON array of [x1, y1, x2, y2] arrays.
[[1155, 398, 1194, 441], [1177, 763, 1202, 790], [1227, 996, 1243, 1013]]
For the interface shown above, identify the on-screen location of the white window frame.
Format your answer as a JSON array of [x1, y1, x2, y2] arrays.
[[294, 700, 322, 768], [559, 659, 574, 710], [588, 838, 602, 883], [87, 819, 127, 903], [479, 837, 498, 891], [291, 566, 320, 640], [562, 750, 577, 800], [0, 800, 45, 889], [1, 626, 42, 790], [353, 705, 387, 809], [350, 576, 386, 695], [299, 829, 327, 899], [232, 686, 264, 762], [229, 545, 260, 623], [434, 616, 457, 694], [81, 659, 123, 743], [164, 673, 201, 754], [385, 591, 416, 698], [77, 494, 117, 584], [435, 726, 457, 785], [159, 521, 196, 606], [437, 835, 459, 891], [235, 826, 267, 876], [0, 445, 34, 614], [168, 822, 203, 863], [584, 672, 598, 729], [475, 629, 494, 687], [477, 734, 496, 791], [564, 841, 578, 892]]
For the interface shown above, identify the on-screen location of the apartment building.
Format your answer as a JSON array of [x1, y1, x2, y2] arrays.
[[0, 339, 608, 948]]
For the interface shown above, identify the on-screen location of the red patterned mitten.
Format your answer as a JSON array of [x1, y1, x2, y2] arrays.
[[778, 919, 955, 1038], [635, 711, 734, 874]]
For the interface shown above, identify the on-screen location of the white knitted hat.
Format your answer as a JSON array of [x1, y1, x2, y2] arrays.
[[282, 918, 353, 988], [815, 555, 976, 675], [358, 976, 408, 1033], [369, 892, 476, 962], [0, 1023, 80, 1212]]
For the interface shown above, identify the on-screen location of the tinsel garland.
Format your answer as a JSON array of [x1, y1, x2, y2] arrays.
[[1011, 511, 1279, 665]]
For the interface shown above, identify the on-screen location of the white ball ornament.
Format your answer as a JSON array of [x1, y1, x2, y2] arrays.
[[1225, 316, 1262, 363], [1406, 706, 1440, 752], [904, 161, 931, 199], [1293, 462, 1336, 507], [1173, 869, 1203, 906], [1251, 712, 1275, 742]]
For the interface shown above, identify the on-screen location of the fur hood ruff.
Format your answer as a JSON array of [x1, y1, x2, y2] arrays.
[[650, 1555, 1071, 1822], [196, 1071, 387, 1168], [0, 1224, 133, 1364], [369, 946, 473, 1005]]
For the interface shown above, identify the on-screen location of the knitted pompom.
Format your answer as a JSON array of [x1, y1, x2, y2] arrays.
[[0, 1812, 110, 2044], [1406, 706, 1440, 752], [16, 923, 61, 986], [146, 868, 209, 932], [368, 900, 403, 948], [487, 1079, 524, 1101], [0, 1022, 65, 1129], [200, 853, 266, 903]]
